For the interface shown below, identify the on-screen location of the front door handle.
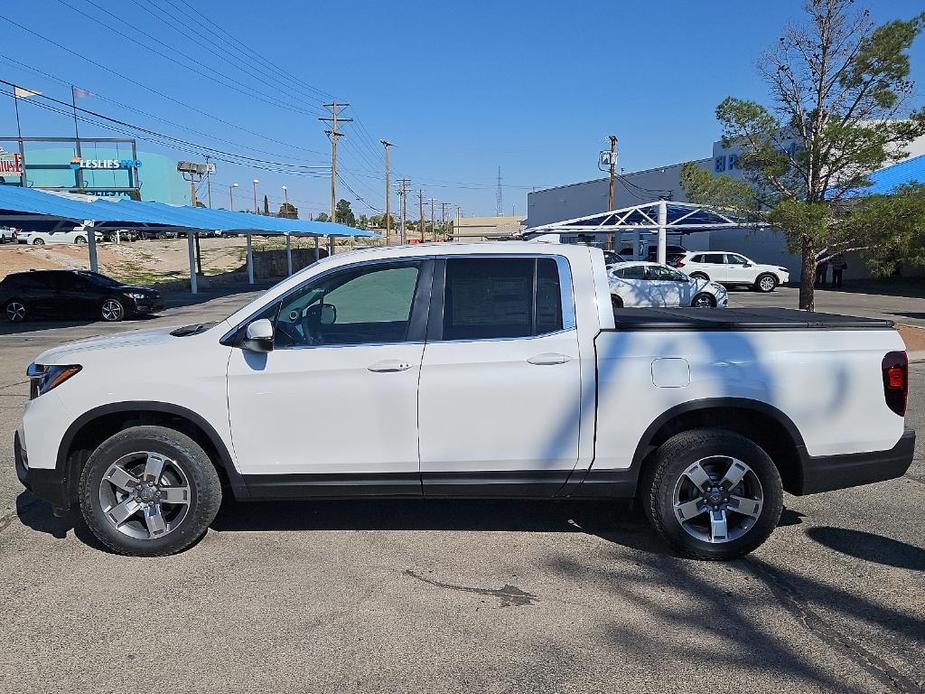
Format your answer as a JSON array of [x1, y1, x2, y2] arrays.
[[368, 360, 414, 373], [527, 352, 571, 366]]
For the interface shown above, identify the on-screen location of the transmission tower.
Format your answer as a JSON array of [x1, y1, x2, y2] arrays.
[[496, 165, 503, 217]]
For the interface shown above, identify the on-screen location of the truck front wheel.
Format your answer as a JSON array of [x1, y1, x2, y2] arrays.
[[642, 428, 783, 560], [79, 425, 222, 556]]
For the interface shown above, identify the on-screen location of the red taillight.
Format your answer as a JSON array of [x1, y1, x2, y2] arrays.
[[675, 260, 685, 268], [882, 351, 908, 416]]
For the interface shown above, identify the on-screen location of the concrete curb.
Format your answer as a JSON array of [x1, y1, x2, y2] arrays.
[[909, 351, 925, 363]]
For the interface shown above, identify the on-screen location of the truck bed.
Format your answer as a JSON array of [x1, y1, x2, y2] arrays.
[[610, 307, 894, 331]]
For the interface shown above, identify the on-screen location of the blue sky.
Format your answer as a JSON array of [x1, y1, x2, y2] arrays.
[[1, 0, 923, 217]]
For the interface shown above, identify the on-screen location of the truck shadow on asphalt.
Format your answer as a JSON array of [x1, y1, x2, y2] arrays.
[[15, 492, 924, 574]]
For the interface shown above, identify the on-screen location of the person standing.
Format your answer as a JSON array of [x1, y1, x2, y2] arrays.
[[832, 256, 847, 289], [815, 258, 829, 288]]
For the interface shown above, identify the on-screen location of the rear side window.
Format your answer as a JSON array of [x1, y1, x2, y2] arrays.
[[619, 265, 646, 280], [2, 273, 47, 289], [442, 257, 566, 340]]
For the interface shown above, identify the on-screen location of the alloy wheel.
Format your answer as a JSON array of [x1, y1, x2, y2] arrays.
[[759, 276, 776, 292], [672, 456, 764, 544], [101, 299, 124, 321], [98, 452, 192, 540], [6, 301, 25, 322], [693, 293, 715, 308]]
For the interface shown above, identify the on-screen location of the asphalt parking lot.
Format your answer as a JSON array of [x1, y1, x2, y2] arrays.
[[1, 284, 923, 693]]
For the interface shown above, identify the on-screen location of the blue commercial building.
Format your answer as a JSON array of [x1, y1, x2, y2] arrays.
[[0, 139, 190, 205]]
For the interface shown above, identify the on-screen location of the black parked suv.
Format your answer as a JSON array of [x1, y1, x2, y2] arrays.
[[1, 270, 165, 323]]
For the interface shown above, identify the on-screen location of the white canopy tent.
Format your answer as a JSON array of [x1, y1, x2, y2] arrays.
[[524, 200, 765, 264]]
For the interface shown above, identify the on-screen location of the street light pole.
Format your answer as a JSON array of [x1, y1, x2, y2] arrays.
[[252, 179, 260, 214], [229, 182, 239, 211], [282, 185, 288, 204]]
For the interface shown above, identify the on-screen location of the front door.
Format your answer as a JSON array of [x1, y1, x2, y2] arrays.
[[418, 256, 582, 497], [226, 259, 432, 494]]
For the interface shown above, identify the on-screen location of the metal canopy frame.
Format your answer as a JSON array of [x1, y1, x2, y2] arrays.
[[525, 200, 765, 264]]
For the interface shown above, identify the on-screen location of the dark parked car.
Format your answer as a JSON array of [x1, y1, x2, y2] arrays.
[[1, 270, 165, 323]]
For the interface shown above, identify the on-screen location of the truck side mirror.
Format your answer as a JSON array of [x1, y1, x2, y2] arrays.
[[242, 318, 274, 353]]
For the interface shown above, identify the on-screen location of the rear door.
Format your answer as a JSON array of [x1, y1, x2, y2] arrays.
[[417, 255, 581, 496]]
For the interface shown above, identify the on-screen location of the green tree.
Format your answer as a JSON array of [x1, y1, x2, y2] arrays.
[[278, 201, 299, 219], [335, 199, 356, 226], [263, 194, 270, 216], [315, 212, 330, 222], [681, 0, 925, 310], [358, 214, 369, 229]]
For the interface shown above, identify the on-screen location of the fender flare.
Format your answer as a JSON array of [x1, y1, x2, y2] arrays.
[[56, 400, 246, 494]]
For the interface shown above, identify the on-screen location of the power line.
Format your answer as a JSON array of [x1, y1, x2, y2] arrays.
[[0, 14, 327, 157], [52, 0, 324, 118], [0, 53, 326, 162]]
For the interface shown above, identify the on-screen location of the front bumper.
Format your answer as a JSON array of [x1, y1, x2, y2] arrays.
[[14, 431, 69, 508], [129, 297, 166, 315], [794, 427, 915, 494]]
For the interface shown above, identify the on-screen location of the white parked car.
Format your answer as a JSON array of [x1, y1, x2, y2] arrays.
[[675, 251, 790, 292], [16, 228, 97, 246], [609, 261, 728, 308], [16, 243, 912, 560]]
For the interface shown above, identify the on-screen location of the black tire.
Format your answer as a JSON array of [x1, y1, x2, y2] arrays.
[[689, 272, 709, 281], [74, 235, 87, 245], [100, 297, 125, 322], [642, 428, 783, 560], [5, 299, 27, 322], [611, 294, 624, 309], [691, 292, 717, 308], [755, 273, 778, 293], [32, 237, 45, 246], [79, 425, 222, 557]]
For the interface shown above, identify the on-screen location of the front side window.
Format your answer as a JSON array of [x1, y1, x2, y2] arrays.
[[274, 262, 421, 347], [726, 254, 748, 265], [442, 257, 566, 340]]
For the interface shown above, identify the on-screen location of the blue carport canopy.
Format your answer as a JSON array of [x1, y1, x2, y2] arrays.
[[0, 184, 377, 293]]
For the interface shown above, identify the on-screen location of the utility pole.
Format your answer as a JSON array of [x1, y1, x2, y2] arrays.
[[418, 189, 425, 242], [319, 102, 352, 220], [397, 178, 410, 244], [380, 139, 393, 245], [441, 202, 450, 243], [455, 205, 461, 242], [204, 155, 213, 208], [429, 197, 436, 242], [607, 135, 618, 210]]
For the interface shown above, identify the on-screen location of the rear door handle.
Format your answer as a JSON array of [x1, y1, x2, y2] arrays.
[[527, 352, 571, 366], [368, 360, 414, 373]]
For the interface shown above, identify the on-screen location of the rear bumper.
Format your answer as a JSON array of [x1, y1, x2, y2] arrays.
[[795, 427, 915, 494], [14, 431, 68, 508]]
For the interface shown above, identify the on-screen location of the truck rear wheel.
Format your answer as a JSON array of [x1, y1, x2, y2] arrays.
[[642, 428, 783, 560], [79, 425, 222, 556]]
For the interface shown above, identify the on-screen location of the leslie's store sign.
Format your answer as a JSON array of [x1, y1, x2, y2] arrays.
[[0, 148, 23, 176]]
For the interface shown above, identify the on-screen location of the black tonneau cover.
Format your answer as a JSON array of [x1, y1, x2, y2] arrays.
[[611, 307, 894, 331]]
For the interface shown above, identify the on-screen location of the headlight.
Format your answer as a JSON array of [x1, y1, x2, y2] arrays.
[[125, 292, 147, 299], [26, 363, 82, 400]]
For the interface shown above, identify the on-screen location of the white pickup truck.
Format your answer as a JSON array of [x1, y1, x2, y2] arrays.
[[15, 242, 913, 559]]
